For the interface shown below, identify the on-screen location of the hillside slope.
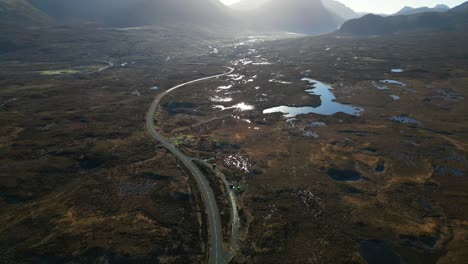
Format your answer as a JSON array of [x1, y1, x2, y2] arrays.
[[250, 0, 343, 34], [322, 0, 359, 20], [27, 0, 234, 27], [0, 0, 51, 26]]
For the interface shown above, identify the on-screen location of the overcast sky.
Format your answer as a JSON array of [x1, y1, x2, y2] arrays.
[[220, 0, 467, 14]]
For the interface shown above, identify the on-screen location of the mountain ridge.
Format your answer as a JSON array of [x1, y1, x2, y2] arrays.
[[2, 0, 343, 34], [6, 0, 235, 27], [229, 0, 347, 34], [230, 0, 359, 21], [322, 0, 359, 20], [338, 1, 468, 36], [250, 0, 343, 34], [0, 0, 51, 26], [392, 4, 450, 16]]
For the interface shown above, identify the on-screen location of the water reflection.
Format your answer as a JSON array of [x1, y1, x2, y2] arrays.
[[380, 80, 406, 86], [214, 102, 254, 111], [263, 78, 363, 118], [210, 96, 233, 102]]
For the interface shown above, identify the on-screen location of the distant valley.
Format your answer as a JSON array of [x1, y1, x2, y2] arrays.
[[1, 0, 357, 34]]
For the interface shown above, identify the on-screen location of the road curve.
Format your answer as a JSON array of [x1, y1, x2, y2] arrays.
[[145, 67, 234, 264]]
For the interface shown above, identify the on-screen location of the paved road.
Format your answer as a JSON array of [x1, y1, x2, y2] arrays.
[[146, 67, 234, 264], [196, 159, 240, 262]]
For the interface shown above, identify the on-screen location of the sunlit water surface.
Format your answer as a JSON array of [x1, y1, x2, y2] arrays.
[[263, 78, 363, 118]]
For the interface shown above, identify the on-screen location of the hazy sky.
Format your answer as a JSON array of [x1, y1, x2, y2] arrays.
[[220, 0, 467, 14]]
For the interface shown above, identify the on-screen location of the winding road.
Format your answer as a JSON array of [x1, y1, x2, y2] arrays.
[[145, 67, 235, 264], [196, 159, 240, 263]]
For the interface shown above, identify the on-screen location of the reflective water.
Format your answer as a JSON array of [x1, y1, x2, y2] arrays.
[[105, 27, 148, 31], [216, 84, 233, 91], [308, 122, 327, 127], [252, 61, 272, 65], [380, 80, 406, 86], [360, 240, 403, 264], [327, 168, 361, 182], [210, 96, 233, 102], [231, 57, 272, 66], [269, 79, 292, 84], [227, 74, 244, 81], [389, 116, 421, 126], [263, 78, 363, 118], [238, 59, 253, 65], [0, 98, 18, 107], [304, 130, 319, 139], [224, 154, 251, 173], [209, 45, 219, 54], [232, 115, 253, 124], [373, 81, 389, 90], [214, 102, 254, 111], [269, 73, 291, 84]]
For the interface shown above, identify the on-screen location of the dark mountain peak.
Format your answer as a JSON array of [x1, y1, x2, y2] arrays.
[[362, 14, 382, 19], [339, 1, 468, 36], [338, 14, 393, 36]]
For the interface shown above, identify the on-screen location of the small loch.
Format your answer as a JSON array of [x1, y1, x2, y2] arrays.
[[263, 78, 363, 118]]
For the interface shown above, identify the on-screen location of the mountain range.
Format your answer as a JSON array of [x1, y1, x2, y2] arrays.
[[244, 0, 344, 34], [1, 0, 361, 34], [26, 0, 234, 27], [338, 1, 468, 36], [391, 4, 450, 16], [322, 0, 360, 20], [231, 0, 359, 20], [2, 0, 465, 36]]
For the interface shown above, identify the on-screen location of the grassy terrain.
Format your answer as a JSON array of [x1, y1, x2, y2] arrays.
[[0, 26, 237, 263], [0, 25, 467, 264]]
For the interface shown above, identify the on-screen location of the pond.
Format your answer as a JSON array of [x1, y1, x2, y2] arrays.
[[214, 102, 254, 111], [263, 78, 363, 118], [380, 80, 406, 86]]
